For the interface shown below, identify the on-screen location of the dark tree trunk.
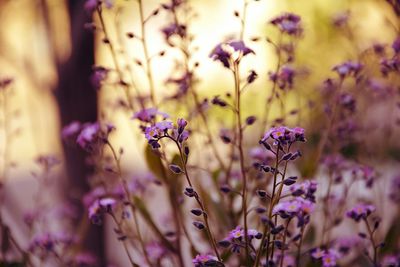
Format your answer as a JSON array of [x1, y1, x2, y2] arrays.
[[54, 1, 105, 265]]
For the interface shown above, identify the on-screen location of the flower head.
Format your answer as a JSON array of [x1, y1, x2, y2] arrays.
[[192, 254, 219, 267], [261, 126, 305, 145], [210, 40, 254, 68], [270, 13, 302, 35], [132, 108, 169, 123], [332, 61, 362, 78], [346, 203, 375, 222], [88, 197, 117, 225]]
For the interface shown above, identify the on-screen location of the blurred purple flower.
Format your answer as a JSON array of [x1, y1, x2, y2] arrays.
[[210, 40, 254, 68], [192, 254, 219, 267], [90, 66, 109, 90], [146, 242, 166, 262], [133, 108, 169, 123], [270, 13, 302, 35], [332, 61, 362, 77], [62, 121, 82, 141], [346, 203, 375, 222], [88, 197, 117, 225]]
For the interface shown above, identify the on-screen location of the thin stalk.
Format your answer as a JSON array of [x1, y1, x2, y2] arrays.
[[321, 170, 333, 245], [137, 0, 157, 106], [106, 141, 151, 266], [132, 210, 153, 267], [170, 7, 227, 172], [279, 218, 292, 267], [110, 213, 140, 267], [295, 224, 305, 267], [260, 34, 283, 137], [239, 0, 248, 41], [314, 78, 344, 165], [96, 6, 135, 111], [254, 147, 280, 267], [233, 61, 250, 261], [364, 218, 378, 265], [174, 141, 221, 261]]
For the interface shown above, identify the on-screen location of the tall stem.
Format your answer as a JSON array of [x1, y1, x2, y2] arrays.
[[109, 213, 140, 267], [174, 141, 221, 261], [295, 224, 305, 267], [233, 62, 250, 261], [254, 148, 280, 267], [96, 6, 135, 111], [279, 218, 292, 267], [364, 218, 378, 265], [138, 0, 157, 106]]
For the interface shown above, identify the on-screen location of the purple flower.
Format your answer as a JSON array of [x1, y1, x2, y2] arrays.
[[88, 197, 117, 225], [290, 180, 318, 201], [0, 77, 13, 89], [346, 203, 375, 222], [392, 37, 400, 54], [161, 23, 186, 45], [339, 93, 356, 112], [262, 126, 305, 145], [71, 252, 98, 267], [62, 121, 81, 140], [321, 250, 339, 267], [249, 147, 274, 163], [210, 40, 254, 68], [270, 13, 302, 35], [270, 65, 296, 90], [35, 155, 61, 169], [133, 108, 169, 123], [192, 254, 219, 267], [311, 248, 325, 259], [311, 248, 340, 267], [273, 197, 315, 218], [221, 226, 262, 253], [146, 242, 166, 262], [76, 122, 101, 149], [90, 66, 109, 90], [144, 121, 173, 141], [389, 175, 400, 202], [381, 254, 400, 267], [84, 0, 113, 14], [177, 118, 188, 133], [161, 0, 184, 10], [166, 72, 192, 98], [335, 236, 359, 255], [332, 61, 362, 77], [332, 11, 350, 27]]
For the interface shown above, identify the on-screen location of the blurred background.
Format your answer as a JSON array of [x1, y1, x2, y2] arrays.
[[0, 0, 399, 266]]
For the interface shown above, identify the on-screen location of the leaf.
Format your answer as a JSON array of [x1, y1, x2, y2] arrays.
[[303, 225, 316, 245], [144, 145, 167, 182], [381, 218, 400, 254]]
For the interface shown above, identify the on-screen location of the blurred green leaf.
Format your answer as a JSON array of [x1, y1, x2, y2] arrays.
[[303, 225, 316, 245], [381, 217, 400, 254], [144, 145, 167, 182]]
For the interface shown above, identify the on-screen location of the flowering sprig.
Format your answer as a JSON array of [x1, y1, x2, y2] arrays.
[[140, 117, 222, 263], [253, 126, 307, 267]]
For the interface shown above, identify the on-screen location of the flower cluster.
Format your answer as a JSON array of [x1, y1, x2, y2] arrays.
[[346, 203, 375, 222], [270, 13, 303, 35], [210, 40, 254, 68], [261, 126, 306, 145], [88, 197, 117, 225], [192, 254, 221, 267], [219, 226, 262, 253]]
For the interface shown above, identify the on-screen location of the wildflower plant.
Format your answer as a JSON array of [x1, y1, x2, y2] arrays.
[[1, 0, 400, 267]]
